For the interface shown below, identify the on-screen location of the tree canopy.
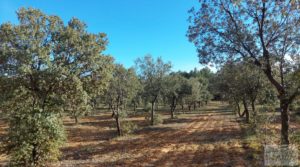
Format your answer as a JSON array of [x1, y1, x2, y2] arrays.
[[0, 8, 114, 165], [188, 0, 300, 145]]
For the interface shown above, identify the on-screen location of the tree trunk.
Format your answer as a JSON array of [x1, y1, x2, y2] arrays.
[[111, 107, 115, 117], [171, 97, 175, 119], [193, 102, 196, 110], [32, 143, 38, 166], [171, 107, 174, 119], [91, 98, 96, 109], [114, 103, 122, 136], [116, 114, 122, 136], [151, 102, 155, 126], [251, 100, 256, 113], [133, 103, 136, 112], [73, 111, 78, 124], [188, 105, 191, 111], [75, 115, 78, 124], [243, 99, 249, 123], [280, 100, 289, 145], [251, 100, 257, 127]]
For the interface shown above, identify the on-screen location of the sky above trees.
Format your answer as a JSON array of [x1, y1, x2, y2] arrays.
[[0, 0, 204, 72]]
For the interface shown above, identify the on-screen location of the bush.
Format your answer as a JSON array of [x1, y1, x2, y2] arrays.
[[143, 103, 152, 113], [145, 113, 163, 125], [4, 109, 65, 167], [121, 121, 138, 135], [258, 105, 275, 113], [118, 110, 128, 118]]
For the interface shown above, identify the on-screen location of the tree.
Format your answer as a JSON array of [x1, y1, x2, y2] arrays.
[[197, 76, 212, 106], [104, 64, 140, 136], [163, 74, 186, 118], [216, 61, 264, 123], [130, 86, 143, 112], [0, 8, 113, 165], [177, 78, 190, 112], [188, 0, 300, 145], [177, 68, 213, 106], [63, 76, 91, 124], [135, 55, 171, 125], [185, 78, 201, 111]]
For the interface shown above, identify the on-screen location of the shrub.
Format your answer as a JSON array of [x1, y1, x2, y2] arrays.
[[259, 105, 275, 113], [121, 121, 138, 135], [118, 110, 128, 119], [143, 103, 152, 113], [145, 113, 163, 125], [4, 109, 65, 167]]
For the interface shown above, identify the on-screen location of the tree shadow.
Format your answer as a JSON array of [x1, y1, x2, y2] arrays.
[[163, 118, 197, 124], [66, 127, 116, 143]]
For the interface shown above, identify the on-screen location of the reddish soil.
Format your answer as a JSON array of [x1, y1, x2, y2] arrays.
[[57, 102, 252, 167], [0, 102, 255, 167]]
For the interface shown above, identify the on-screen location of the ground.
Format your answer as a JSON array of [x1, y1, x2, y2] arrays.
[[1, 102, 259, 166], [57, 102, 255, 167]]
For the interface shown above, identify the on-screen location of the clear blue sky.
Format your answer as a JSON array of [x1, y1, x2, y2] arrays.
[[0, 0, 204, 72]]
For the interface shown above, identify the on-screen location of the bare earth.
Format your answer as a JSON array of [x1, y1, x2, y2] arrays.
[[0, 102, 254, 167], [57, 102, 252, 167]]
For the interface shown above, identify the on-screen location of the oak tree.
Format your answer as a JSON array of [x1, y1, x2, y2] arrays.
[[188, 0, 300, 145]]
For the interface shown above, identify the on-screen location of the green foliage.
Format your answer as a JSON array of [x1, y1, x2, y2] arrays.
[[176, 67, 214, 79], [103, 64, 140, 135], [135, 55, 171, 102], [185, 78, 201, 105], [188, 0, 300, 144], [143, 103, 152, 113], [0, 7, 113, 165], [118, 110, 128, 119], [290, 98, 300, 111], [176, 68, 213, 103], [121, 121, 138, 135], [258, 106, 275, 113], [145, 112, 163, 125], [6, 109, 65, 166], [162, 74, 188, 116], [135, 55, 171, 125], [63, 76, 91, 123]]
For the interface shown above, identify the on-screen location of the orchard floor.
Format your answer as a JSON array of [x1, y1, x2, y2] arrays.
[[57, 102, 255, 167], [0, 102, 257, 167]]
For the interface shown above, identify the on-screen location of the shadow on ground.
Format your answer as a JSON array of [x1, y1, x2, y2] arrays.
[[58, 102, 256, 166]]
